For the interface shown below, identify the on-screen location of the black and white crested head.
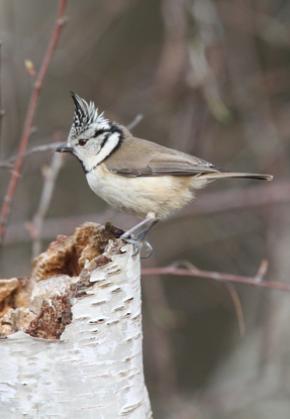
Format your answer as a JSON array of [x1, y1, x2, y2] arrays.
[[70, 92, 109, 139], [66, 92, 124, 173]]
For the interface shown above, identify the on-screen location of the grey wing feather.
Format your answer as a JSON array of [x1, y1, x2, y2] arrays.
[[114, 160, 216, 177], [105, 136, 217, 177]]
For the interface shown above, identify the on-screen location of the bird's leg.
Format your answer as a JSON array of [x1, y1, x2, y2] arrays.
[[121, 212, 158, 257], [121, 213, 158, 241]]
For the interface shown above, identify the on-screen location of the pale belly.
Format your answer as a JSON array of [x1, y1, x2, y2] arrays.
[[86, 164, 204, 219]]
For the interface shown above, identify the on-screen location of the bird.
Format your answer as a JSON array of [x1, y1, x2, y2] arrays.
[[56, 93, 273, 254]]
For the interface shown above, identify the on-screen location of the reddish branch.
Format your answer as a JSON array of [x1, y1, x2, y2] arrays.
[[224, 283, 246, 336], [142, 261, 290, 292], [0, 0, 68, 243], [0, 42, 4, 152]]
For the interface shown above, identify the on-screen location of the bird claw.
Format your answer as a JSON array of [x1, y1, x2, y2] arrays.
[[121, 234, 153, 259], [140, 240, 153, 259], [120, 215, 157, 258]]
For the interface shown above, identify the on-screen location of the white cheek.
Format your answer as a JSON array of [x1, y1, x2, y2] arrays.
[[75, 143, 100, 160], [74, 147, 88, 161], [80, 133, 120, 172]]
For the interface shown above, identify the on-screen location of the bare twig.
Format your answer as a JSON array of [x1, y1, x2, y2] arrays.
[[0, 113, 143, 169], [0, 0, 68, 243], [255, 259, 269, 282], [127, 113, 143, 131], [0, 41, 4, 156], [142, 261, 290, 292], [225, 283, 246, 336], [224, 261, 269, 336], [167, 259, 244, 335], [28, 153, 64, 258], [0, 162, 11, 169], [0, 142, 63, 169], [23, 142, 63, 157]]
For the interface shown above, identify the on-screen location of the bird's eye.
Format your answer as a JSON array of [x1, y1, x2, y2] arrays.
[[78, 138, 87, 146]]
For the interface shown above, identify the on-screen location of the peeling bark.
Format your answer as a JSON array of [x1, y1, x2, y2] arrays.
[[0, 223, 152, 418]]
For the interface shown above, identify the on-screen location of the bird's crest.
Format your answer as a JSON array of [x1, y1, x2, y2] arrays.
[[70, 92, 107, 137]]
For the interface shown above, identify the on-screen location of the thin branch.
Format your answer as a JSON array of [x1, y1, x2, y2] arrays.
[[0, 113, 143, 169], [0, 142, 63, 168], [23, 142, 63, 157], [0, 0, 68, 243], [224, 260, 270, 336], [28, 153, 64, 258], [142, 261, 290, 292], [0, 41, 4, 156], [1, 112, 143, 168], [225, 283, 246, 336], [0, 162, 11, 169], [127, 113, 143, 131]]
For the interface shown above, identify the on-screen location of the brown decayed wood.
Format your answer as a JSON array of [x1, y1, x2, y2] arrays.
[[0, 223, 118, 338]]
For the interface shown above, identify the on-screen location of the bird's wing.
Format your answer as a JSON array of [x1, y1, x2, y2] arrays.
[[105, 136, 218, 177]]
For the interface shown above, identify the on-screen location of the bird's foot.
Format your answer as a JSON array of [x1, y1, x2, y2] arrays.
[[121, 234, 153, 258], [120, 214, 158, 258]]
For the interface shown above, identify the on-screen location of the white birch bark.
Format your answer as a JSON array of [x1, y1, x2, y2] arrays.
[[0, 224, 152, 419]]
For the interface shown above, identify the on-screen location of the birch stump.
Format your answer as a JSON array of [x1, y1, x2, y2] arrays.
[[0, 223, 152, 419]]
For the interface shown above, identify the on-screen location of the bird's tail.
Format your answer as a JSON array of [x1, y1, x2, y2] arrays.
[[200, 172, 273, 182]]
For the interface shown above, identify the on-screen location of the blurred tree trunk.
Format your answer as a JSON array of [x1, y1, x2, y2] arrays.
[[0, 223, 152, 419]]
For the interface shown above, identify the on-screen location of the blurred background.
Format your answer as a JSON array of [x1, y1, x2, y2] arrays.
[[1, 0, 290, 417]]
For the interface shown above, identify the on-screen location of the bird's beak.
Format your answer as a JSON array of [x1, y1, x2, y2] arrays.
[[56, 144, 73, 153]]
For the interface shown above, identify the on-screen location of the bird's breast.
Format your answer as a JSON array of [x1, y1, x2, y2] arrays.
[[86, 164, 195, 218]]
